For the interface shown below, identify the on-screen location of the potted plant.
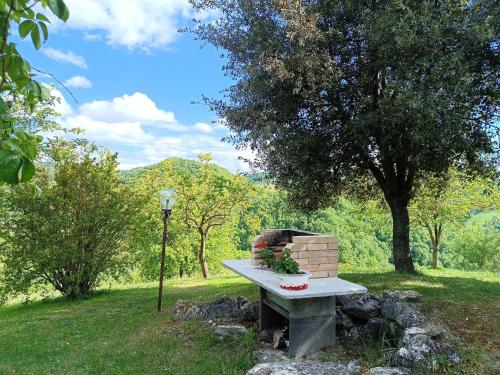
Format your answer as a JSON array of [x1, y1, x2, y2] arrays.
[[274, 249, 310, 291], [256, 242, 276, 268]]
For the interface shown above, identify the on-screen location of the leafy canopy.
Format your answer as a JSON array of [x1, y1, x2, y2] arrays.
[[0, 0, 69, 185]]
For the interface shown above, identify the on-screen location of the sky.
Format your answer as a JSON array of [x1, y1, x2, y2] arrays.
[[17, 0, 253, 172]]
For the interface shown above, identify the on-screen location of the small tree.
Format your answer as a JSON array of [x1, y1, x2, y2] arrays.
[[410, 170, 498, 268], [0, 140, 134, 299], [176, 154, 252, 279]]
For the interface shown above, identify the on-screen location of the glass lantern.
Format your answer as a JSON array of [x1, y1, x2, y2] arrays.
[[159, 189, 176, 211]]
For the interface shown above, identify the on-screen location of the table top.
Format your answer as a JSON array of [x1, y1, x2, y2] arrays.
[[222, 260, 367, 300]]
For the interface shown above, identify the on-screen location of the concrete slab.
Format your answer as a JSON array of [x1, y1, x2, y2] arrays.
[[222, 260, 367, 299]]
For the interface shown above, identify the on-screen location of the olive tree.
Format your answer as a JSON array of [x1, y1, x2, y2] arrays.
[[190, 0, 499, 272], [0, 140, 135, 299]]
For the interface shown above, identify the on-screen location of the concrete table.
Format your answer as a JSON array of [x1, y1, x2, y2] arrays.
[[222, 260, 367, 356]]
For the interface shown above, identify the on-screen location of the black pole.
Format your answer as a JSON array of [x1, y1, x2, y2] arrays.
[[157, 209, 171, 312]]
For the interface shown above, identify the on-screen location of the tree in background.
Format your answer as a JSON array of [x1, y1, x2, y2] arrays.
[[128, 157, 251, 280], [0, 140, 135, 299], [411, 170, 498, 268], [0, 0, 69, 184], [176, 154, 252, 279], [191, 0, 499, 272]]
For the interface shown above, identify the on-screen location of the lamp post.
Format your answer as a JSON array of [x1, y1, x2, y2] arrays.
[[157, 189, 176, 312]]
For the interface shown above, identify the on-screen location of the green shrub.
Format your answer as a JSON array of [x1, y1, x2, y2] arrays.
[[0, 141, 135, 299]]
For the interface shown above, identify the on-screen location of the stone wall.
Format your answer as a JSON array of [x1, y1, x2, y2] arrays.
[[251, 229, 338, 279]]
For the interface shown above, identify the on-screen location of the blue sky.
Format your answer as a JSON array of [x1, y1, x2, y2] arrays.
[[17, 1, 252, 171]]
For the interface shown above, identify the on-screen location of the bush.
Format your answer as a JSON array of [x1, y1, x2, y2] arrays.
[[0, 141, 135, 299]]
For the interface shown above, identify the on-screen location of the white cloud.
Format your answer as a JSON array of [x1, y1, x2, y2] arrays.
[[42, 48, 88, 69], [55, 0, 192, 50], [193, 122, 214, 134], [63, 75, 93, 89], [79, 92, 179, 126], [65, 115, 153, 145], [50, 88, 73, 117], [83, 32, 102, 42], [52, 91, 254, 172]]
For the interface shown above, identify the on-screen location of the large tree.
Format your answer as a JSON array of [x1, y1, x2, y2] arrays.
[[191, 0, 499, 272]]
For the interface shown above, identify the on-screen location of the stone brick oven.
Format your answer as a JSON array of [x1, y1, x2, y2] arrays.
[[251, 229, 338, 278]]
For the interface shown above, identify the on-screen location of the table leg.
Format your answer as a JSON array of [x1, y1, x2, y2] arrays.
[[288, 296, 336, 357]]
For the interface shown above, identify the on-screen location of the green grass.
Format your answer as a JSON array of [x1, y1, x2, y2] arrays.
[[0, 268, 498, 374]]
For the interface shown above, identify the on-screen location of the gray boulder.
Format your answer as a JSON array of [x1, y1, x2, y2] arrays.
[[360, 318, 384, 341], [402, 327, 427, 345], [175, 296, 259, 322], [381, 292, 426, 328], [340, 293, 381, 320], [253, 348, 288, 363], [391, 334, 436, 370], [364, 368, 409, 375], [214, 324, 247, 338], [390, 348, 414, 369], [247, 360, 360, 375], [336, 307, 354, 329], [241, 301, 259, 321]]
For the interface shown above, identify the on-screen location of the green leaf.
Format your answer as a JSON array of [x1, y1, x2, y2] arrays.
[[30, 25, 41, 49], [0, 149, 23, 184], [19, 20, 33, 38], [18, 159, 36, 183], [47, 0, 70, 22], [38, 21, 48, 42], [36, 13, 51, 23]]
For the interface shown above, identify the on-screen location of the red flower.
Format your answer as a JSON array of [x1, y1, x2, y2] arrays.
[[255, 242, 266, 249], [274, 253, 281, 258]]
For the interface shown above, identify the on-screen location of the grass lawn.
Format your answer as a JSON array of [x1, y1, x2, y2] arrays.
[[0, 268, 498, 374]]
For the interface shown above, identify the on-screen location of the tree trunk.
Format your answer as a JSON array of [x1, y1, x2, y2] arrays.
[[432, 240, 439, 268], [198, 232, 209, 279], [431, 223, 442, 269], [387, 195, 416, 273]]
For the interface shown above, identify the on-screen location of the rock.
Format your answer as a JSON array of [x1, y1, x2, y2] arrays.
[[391, 334, 436, 370], [390, 348, 414, 369], [383, 291, 422, 303], [336, 307, 354, 329], [246, 360, 360, 375], [341, 293, 380, 320], [237, 296, 250, 307], [342, 326, 360, 339], [381, 293, 426, 328], [364, 368, 409, 375], [260, 329, 274, 343], [214, 324, 247, 338], [253, 348, 288, 363], [175, 296, 257, 322], [240, 301, 259, 321], [439, 343, 460, 364], [402, 327, 427, 344], [360, 318, 384, 341]]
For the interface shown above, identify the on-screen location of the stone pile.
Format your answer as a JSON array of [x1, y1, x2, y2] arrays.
[[336, 290, 460, 373], [174, 291, 461, 374]]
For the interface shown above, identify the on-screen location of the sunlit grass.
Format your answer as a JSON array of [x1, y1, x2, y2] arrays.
[[0, 268, 498, 374]]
